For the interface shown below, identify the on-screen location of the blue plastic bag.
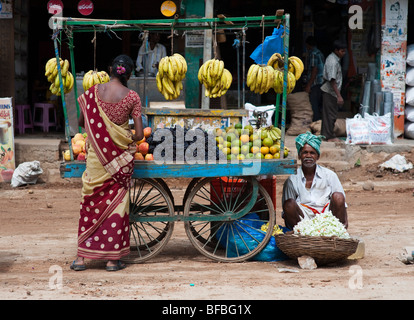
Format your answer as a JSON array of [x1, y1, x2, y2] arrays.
[[216, 213, 289, 262], [250, 26, 284, 65]]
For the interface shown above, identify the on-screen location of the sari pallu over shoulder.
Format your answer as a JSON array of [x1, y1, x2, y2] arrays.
[[77, 85, 134, 189], [76, 85, 135, 260]]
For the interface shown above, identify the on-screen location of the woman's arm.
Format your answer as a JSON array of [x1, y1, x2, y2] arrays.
[[131, 115, 144, 142]]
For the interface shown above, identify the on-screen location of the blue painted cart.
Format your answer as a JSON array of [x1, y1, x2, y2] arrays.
[[56, 12, 296, 263], [61, 159, 296, 263]]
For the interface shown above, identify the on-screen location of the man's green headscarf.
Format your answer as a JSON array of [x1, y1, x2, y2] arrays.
[[295, 131, 324, 155]]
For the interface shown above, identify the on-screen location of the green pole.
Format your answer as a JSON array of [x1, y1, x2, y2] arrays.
[[274, 93, 280, 127], [280, 14, 289, 157], [52, 28, 73, 161], [68, 35, 82, 134]]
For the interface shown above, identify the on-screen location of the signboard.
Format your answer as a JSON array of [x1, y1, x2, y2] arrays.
[[78, 0, 94, 16], [0, 0, 13, 19], [47, 0, 64, 14], [0, 98, 15, 183], [185, 23, 204, 48], [380, 0, 408, 138]]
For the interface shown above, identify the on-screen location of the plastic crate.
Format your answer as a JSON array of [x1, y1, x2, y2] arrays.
[[210, 176, 276, 210]]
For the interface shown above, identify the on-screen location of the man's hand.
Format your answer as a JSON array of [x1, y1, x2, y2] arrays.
[[337, 95, 344, 105]]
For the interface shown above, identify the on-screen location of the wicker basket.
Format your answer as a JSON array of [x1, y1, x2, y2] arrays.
[[274, 233, 359, 265]]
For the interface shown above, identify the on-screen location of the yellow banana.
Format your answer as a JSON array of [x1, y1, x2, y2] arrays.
[[170, 56, 178, 76], [224, 69, 232, 90], [174, 53, 187, 74], [174, 80, 181, 97], [167, 58, 175, 81], [156, 73, 163, 93], [288, 56, 304, 80], [247, 64, 259, 88], [266, 53, 278, 68], [61, 59, 69, 77], [163, 56, 169, 74], [198, 63, 205, 83], [290, 56, 304, 73], [260, 67, 268, 94], [273, 70, 283, 94], [213, 59, 220, 79], [162, 76, 175, 95], [267, 53, 283, 69], [158, 57, 166, 78], [256, 67, 263, 90], [246, 64, 255, 87], [47, 73, 55, 83], [67, 72, 74, 91], [93, 72, 100, 85], [45, 58, 56, 76], [266, 66, 275, 92], [210, 78, 222, 95], [287, 71, 296, 93], [88, 72, 94, 89], [173, 56, 182, 76]]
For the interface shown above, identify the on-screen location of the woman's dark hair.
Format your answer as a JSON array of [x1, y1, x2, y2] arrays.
[[110, 54, 134, 87]]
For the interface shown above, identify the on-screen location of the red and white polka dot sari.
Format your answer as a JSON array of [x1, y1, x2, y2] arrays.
[[76, 85, 137, 260]]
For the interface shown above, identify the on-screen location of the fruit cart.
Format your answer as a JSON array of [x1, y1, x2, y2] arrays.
[[61, 158, 296, 263], [55, 12, 297, 263]]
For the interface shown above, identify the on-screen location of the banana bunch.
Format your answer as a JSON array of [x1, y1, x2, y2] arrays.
[[273, 69, 296, 94], [45, 57, 74, 96], [246, 64, 275, 94], [261, 125, 282, 141], [288, 56, 304, 80], [82, 70, 110, 92], [267, 52, 284, 69], [261, 222, 284, 236], [198, 58, 232, 98], [267, 53, 304, 80], [156, 53, 187, 100]]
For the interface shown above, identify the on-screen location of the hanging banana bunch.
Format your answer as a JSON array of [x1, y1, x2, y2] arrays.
[[198, 58, 232, 98], [156, 53, 187, 100], [82, 70, 110, 92], [246, 64, 275, 94], [45, 57, 74, 96], [267, 53, 304, 94]]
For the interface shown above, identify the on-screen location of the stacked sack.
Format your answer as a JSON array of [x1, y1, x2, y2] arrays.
[[405, 44, 414, 139]]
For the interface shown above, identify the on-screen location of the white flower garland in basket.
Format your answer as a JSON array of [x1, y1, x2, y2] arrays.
[[293, 210, 350, 239]]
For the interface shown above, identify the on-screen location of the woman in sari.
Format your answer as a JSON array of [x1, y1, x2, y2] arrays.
[[70, 55, 144, 271]]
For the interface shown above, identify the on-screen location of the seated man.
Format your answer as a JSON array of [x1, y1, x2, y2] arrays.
[[282, 132, 348, 229]]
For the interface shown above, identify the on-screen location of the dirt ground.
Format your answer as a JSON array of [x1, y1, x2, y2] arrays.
[[0, 153, 414, 301]]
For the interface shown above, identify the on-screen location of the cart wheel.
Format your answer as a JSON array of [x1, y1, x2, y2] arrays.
[[123, 178, 175, 263], [183, 176, 275, 262], [182, 178, 204, 206], [154, 178, 175, 206]]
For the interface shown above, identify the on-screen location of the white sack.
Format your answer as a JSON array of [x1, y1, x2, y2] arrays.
[[243, 103, 275, 127], [11, 161, 43, 187]]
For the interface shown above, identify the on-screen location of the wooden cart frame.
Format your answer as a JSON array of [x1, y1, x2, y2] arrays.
[[56, 12, 297, 263]]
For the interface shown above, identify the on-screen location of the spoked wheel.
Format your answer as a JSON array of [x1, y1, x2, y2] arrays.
[[183, 176, 275, 262], [122, 178, 175, 263]]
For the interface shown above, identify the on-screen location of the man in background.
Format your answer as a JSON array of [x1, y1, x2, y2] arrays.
[[304, 36, 325, 122], [320, 40, 347, 142], [136, 33, 167, 76]]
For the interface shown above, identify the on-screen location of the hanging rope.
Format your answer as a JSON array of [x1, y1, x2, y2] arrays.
[[260, 15, 265, 65], [213, 21, 218, 59], [91, 28, 97, 71], [170, 24, 174, 55]]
